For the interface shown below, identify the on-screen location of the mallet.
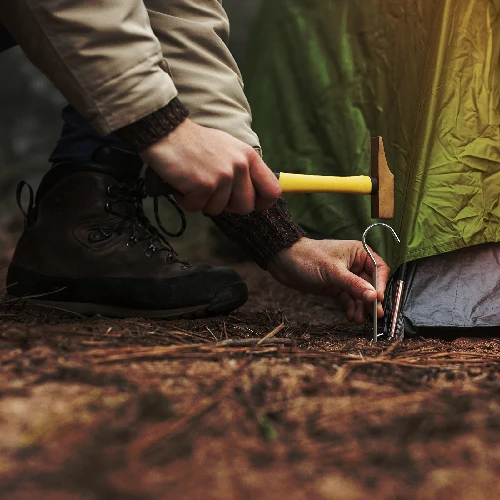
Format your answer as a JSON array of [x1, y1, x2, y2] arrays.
[[275, 137, 394, 219], [146, 136, 394, 220]]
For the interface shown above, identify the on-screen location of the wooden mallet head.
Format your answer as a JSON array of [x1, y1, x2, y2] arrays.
[[370, 137, 394, 219]]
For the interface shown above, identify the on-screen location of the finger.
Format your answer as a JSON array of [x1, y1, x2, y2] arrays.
[[376, 260, 391, 300], [202, 177, 233, 216], [225, 166, 255, 215], [254, 196, 277, 212], [337, 291, 356, 322], [353, 299, 366, 325], [377, 301, 384, 318], [172, 192, 185, 208], [358, 270, 385, 319], [248, 150, 282, 210], [332, 264, 378, 305], [176, 187, 213, 212], [361, 246, 391, 301], [358, 269, 382, 306], [364, 298, 385, 319]]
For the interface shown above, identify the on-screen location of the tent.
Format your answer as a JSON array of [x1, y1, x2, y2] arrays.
[[244, 0, 500, 334]]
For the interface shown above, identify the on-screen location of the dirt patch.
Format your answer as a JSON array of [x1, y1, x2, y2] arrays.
[[1, 252, 500, 498]]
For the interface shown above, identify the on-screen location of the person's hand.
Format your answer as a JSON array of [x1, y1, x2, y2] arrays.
[[267, 238, 390, 324], [140, 118, 282, 216]]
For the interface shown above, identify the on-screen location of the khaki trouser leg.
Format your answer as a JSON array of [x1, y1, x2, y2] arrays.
[[145, 0, 261, 149]]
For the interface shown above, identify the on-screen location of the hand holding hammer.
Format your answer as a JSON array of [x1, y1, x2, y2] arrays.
[[146, 135, 394, 220]]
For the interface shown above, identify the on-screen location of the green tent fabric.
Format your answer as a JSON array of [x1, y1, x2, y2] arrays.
[[244, 0, 500, 268]]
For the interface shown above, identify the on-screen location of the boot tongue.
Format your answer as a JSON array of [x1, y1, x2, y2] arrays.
[[37, 147, 143, 205], [92, 146, 143, 182]]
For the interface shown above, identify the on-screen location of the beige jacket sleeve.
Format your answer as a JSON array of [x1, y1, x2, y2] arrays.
[[0, 0, 178, 135], [145, 0, 260, 149]]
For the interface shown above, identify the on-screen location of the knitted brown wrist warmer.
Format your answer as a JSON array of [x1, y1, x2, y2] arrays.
[[116, 98, 189, 151], [209, 198, 306, 270]]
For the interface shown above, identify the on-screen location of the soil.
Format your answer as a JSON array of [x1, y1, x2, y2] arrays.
[[1, 224, 499, 500]]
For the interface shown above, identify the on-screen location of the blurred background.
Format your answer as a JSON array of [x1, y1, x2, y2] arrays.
[[0, 0, 263, 264]]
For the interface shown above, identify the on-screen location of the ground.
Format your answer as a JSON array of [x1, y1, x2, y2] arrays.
[[0, 226, 500, 500]]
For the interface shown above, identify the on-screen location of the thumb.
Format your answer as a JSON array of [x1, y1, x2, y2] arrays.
[[334, 266, 377, 304]]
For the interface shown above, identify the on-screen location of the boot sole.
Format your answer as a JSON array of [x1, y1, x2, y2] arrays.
[[9, 282, 248, 319]]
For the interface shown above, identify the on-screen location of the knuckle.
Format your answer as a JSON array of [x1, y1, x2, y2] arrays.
[[220, 169, 233, 180], [202, 180, 218, 192], [234, 161, 249, 174], [244, 145, 257, 158]]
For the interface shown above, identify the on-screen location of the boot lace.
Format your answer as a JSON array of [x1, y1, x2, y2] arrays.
[[95, 179, 188, 264], [16, 178, 189, 265]]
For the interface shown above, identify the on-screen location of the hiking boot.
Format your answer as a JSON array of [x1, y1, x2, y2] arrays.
[[6, 147, 248, 318]]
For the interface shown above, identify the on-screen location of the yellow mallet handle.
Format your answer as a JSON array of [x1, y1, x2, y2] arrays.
[[277, 173, 375, 195]]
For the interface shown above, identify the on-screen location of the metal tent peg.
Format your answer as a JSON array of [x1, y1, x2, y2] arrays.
[[362, 223, 400, 342]]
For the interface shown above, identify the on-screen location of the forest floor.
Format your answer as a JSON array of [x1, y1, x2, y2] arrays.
[[0, 222, 499, 500]]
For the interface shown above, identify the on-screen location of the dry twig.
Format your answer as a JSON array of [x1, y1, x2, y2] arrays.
[[257, 322, 285, 345]]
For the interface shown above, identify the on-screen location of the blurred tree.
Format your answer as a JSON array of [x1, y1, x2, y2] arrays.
[[0, 48, 64, 194], [225, 0, 263, 62]]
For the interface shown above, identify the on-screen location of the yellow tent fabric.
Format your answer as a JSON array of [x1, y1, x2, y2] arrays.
[[245, 0, 500, 267]]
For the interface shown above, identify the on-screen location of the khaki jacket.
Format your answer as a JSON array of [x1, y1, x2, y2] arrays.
[[0, 0, 259, 147]]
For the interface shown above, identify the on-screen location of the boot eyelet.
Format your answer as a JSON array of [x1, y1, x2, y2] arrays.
[[88, 227, 112, 243], [127, 237, 137, 248], [105, 202, 111, 212], [145, 244, 156, 257], [88, 230, 99, 243], [106, 186, 115, 196]]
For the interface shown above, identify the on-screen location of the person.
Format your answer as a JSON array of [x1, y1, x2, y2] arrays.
[[0, 1, 389, 324]]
